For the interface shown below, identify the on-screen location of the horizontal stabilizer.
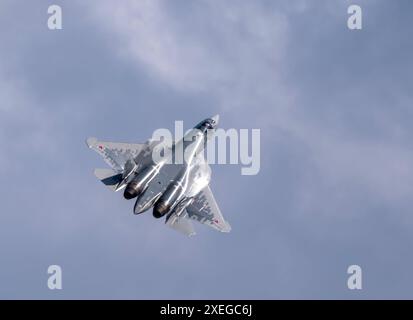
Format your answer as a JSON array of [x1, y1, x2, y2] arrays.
[[94, 168, 122, 191]]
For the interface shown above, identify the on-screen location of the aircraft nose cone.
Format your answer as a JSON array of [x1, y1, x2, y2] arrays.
[[211, 114, 219, 126]]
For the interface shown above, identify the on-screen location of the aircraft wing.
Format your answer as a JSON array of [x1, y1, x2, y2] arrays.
[[86, 137, 144, 172], [165, 213, 196, 237], [186, 186, 231, 233]]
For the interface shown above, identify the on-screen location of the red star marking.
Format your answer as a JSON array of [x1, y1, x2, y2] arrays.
[[99, 145, 103, 150]]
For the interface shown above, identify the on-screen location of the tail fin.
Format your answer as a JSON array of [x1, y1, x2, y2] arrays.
[[94, 168, 122, 191]]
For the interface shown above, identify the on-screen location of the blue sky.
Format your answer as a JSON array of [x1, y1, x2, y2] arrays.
[[0, 0, 413, 299]]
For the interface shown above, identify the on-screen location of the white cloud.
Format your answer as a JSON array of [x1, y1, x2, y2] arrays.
[[0, 66, 58, 173], [85, 0, 288, 99]]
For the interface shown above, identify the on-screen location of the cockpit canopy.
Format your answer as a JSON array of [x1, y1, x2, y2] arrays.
[[194, 117, 218, 131]]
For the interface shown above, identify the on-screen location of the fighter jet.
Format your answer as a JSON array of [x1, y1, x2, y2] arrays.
[[86, 115, 231, 236]]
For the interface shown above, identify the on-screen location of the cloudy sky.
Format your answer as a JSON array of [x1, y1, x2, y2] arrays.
[[1, 0, 412, 299]]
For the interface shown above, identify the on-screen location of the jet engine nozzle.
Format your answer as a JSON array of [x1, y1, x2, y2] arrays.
[[123, 164, 162, 200], [153, 202, 170, 218], [153, 173, 186, 218], [124, 181, 143, 200]]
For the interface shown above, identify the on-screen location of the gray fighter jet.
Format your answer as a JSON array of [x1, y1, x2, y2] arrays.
[[86, 115, 231, 236]]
